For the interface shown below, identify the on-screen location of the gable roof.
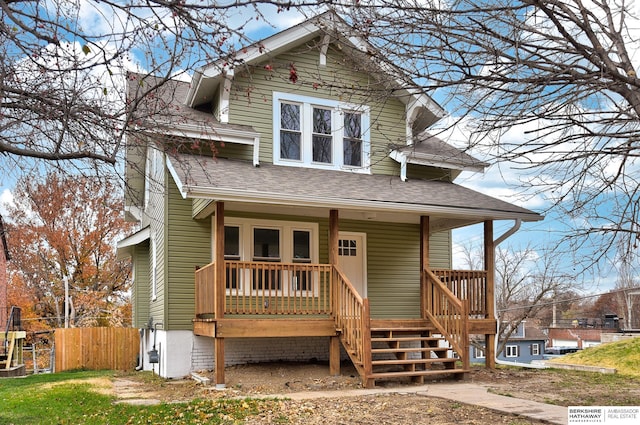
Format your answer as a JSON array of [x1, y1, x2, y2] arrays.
[[185, 11, 444, 134], [167, 154, 542, 231], [390, 132, 489, 180], [127, 73, 259, 144]]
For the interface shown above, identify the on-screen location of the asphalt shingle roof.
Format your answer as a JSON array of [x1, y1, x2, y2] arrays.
[[168, 154, 542, 225]]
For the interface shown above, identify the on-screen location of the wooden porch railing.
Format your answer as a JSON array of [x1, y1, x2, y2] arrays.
[[423, 268, 470, 370], [332, 265, 371, 378], [431, 269, 488, 317], [195, 261, 332, 316], [195, 262, 216, 317]]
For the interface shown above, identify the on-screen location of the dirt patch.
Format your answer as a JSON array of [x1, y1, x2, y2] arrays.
[[41, 377, 113, 396], [109, 363, 640, 424]]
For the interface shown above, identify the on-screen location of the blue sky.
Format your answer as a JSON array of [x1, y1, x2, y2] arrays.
[[1, 3, 631, 295]]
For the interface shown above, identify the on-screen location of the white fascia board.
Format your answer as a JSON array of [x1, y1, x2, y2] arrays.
[[117, 226, 151, 259], [185, 69, 205, 107], [389, 149, 486, 174], [202, 23, 322, 79], [117, 226, 151, 249], [166, 157, 189, 199], [179, 185, 543, 222], [145, 123, 259, 145]]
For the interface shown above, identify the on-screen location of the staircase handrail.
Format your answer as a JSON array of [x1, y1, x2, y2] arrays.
[[332, 265, 371, 379], [423, 269, 470, 370], [4, 306, 22, 355]]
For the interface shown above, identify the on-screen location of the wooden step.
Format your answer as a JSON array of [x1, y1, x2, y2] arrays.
[[368, 369, 469, 379], [371, 336, 441, 343], [372, 358, 456, 366], [371, 346, 447, 354]]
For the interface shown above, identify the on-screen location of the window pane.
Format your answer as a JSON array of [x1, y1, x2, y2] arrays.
[[281, 103, 300, 130], [224, 226, 240, 258], [293, 230, 310, 260], [312, 108, 332, 163], [313, 108, 332, 134], [344, 139, 362, 166], [313, 135, 332, 163], [344, 113, 361, 138], [253, 228, 280, 259], [280, 131, 301, 160], [344, 113, 362, 166]]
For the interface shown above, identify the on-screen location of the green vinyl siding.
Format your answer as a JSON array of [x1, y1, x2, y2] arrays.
[[228, 39, 408, 176], [166, 179, 212, 329], [225, 212, 451, 318], [124, 136, 146, 211], [216, 142, 255, 162], [337, 220, 451, 318], [407, 164, 454, 182], [192, 198, 213, 218], [144, 148, 167, 326], [131, 242, 150, 328]]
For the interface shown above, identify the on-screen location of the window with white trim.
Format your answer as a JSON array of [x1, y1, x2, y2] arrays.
[[474, 347, 485, 359], [219, 218, 319, 295], [505, 345, 519, 358], [531, 343, 540, 356], [274, 92, 370, 172]]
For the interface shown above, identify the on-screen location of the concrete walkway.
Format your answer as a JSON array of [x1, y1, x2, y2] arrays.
[[253, 382, 567, 425]]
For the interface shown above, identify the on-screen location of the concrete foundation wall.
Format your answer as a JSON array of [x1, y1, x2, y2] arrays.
[[138, 330, 348, 379]]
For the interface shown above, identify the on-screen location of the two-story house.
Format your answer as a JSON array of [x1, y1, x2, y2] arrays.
[[117, 12, 543, 388]]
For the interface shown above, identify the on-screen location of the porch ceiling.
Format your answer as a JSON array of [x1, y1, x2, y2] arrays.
[[168, 154, 542, 230]]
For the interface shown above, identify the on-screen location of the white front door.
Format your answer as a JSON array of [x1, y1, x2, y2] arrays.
[[337, 232, 367, 298]]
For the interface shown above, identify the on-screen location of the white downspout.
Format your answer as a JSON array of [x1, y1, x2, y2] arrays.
[[491, 220, 547, 369]]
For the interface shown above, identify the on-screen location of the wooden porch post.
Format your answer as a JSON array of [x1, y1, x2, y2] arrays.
[[420, 216, 429, 318], [329, 209, 341, 376], [484, 220, 496, 369], [214, 201, 226, 387]]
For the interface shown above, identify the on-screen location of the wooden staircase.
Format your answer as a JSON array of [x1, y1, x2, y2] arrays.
[[360, 321, 468, 387]]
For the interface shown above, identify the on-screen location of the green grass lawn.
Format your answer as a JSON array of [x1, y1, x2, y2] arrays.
[[549, 337, 640, 377], [0, 370, 276, 425]]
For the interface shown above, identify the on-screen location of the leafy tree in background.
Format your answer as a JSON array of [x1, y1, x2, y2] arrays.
[[4, 173, 133, 328]]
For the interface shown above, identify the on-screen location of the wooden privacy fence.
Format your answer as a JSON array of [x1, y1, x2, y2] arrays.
[[55, 327, 139, 372]]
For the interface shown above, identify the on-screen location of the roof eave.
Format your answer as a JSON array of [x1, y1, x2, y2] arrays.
[[175, 184, 542, 223]]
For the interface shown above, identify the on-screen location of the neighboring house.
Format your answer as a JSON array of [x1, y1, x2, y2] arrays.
[[117, 12, 543, 388], [471, 322, 546, 364], [0, 214, 9, 327], [547, 319, 620, 350]]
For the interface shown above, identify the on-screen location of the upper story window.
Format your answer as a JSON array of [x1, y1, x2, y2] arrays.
[[273, 92, 370, 172]]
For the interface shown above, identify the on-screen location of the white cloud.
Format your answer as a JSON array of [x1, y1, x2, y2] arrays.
[[0, 189, 14, 217]]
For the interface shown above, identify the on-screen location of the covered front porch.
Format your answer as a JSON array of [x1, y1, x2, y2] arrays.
[[193, 203, 499, 388]]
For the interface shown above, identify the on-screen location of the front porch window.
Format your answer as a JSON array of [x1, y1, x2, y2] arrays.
[[253, 228, 281, 290], [293, 230, 311, 291], [224, 226, 240, 289], [219, 218, 319, 296]]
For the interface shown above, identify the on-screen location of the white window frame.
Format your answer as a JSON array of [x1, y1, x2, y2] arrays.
[[531, 343, 540, 356], [216, 217, 319, 296], [273, 92, 371, 173], [505, 345, 519, 358], [474, 347, 485, 359]]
